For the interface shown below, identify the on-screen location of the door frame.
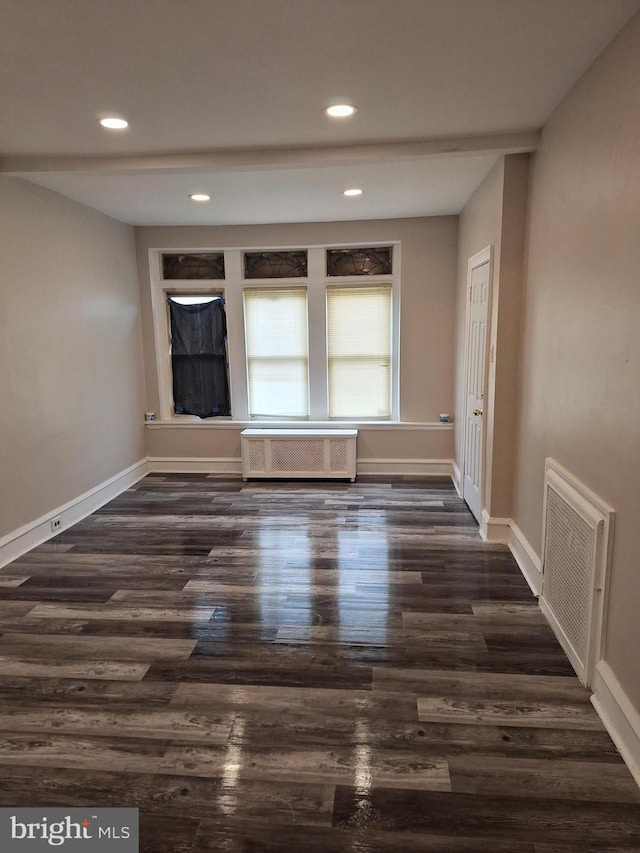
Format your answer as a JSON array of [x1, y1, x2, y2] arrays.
[[460, 245, 494, 523]]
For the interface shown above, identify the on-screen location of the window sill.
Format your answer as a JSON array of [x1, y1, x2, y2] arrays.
[[145, 419, 453, 431]]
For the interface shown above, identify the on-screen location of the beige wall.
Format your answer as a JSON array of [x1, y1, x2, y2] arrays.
[[513, 14, 640, 706], [145, 423, 453, 463], [489, 155, 529, 518], [0, 177, 146, 538], [454, 158, 504, 491], [454, 155, 529, 518], [136, 217, 457, 462]]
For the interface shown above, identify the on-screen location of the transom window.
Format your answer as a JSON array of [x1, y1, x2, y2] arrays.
[[162, 252, 225, 280], [326, 246, 392, 277], [244, 251, 308, 279]]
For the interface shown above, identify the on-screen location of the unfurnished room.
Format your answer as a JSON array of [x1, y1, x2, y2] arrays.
[[1, 1, 639, 850]]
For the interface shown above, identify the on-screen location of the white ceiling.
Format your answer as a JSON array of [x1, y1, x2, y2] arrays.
[[23, 156, 501, 226], [1, 0, 638, 226]]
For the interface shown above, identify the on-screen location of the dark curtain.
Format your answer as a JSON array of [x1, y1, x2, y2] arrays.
[[169, 298, 231, 418]]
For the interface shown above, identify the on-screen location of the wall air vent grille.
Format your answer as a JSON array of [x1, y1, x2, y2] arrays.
[[542, 485, 594, 665], [540, 459, 614, 687]]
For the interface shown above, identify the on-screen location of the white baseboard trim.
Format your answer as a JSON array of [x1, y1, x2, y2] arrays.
[[476, 514, 542, 597], [452, 462, 462, 496], [147, 457, 242, 475], [592, 660, 640, 789], [508, 520, 542, 596], [147, 456, 453, 478], [356, 459, 454, 477], [479, 509, 510, 543], [0, 458, 149, 569]]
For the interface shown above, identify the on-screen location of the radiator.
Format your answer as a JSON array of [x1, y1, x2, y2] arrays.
[[240, 429, 357, 481], [540, 458, 614, 687]]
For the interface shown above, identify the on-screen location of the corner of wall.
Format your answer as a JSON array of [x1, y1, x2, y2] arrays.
[[0, 458, 149, 569], [507, 519, 541, 596], [592, 661, 640, 789]]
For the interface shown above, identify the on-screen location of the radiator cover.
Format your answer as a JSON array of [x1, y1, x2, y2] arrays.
[[240, 429, 357, 481], [540, 458, 614, 687]]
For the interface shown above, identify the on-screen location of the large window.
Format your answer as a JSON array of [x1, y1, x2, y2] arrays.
[[243, 288, 309, 418], [327, 285, 392, 418], [150, 244, 399, 422]]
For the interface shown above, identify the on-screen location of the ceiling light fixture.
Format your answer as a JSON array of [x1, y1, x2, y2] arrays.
[[343, 188, 363, 197], [325, 104, 357, 118], [99, 117, 129, 130], [189, 193, 211, 202]]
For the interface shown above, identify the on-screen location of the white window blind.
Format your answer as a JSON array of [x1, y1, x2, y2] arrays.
[[327, 285, 392, 418], [244, 288, 309, 417]]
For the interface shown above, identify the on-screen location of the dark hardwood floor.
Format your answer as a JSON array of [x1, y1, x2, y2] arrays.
[[1, 474, 639, 851]]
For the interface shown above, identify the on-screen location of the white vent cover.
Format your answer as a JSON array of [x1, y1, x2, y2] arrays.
[[240, 429, 357, 481], [540, 458, 614, 687]]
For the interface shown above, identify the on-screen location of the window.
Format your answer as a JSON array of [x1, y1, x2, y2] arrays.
[[326, 246, 392, 277], [243, 288, 309, 418], [168, 295, 230, 418], [327, 285, 392, 418], [244, 251, 307, 279], [162, 253, 225, 279], [150, 244, 398, 422]]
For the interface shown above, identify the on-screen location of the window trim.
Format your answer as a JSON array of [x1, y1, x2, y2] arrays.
[[148, 243, 400, 423], [150, 263, 229, 421]]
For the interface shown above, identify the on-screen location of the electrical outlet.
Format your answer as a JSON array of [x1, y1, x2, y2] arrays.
[[51, 517, 62, 531]]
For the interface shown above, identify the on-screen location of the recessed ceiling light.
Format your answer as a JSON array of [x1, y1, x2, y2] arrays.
[[325, 104, 357, 118], [343, 188, 363, 197], [189, 193, 211, 202], [99, 117, 129, 130]]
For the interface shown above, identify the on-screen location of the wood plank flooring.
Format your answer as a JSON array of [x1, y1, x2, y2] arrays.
[[1, 474, 639, 851]]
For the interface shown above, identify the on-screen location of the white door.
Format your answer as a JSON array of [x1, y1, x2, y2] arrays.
[[463, 260, 490, 522]]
